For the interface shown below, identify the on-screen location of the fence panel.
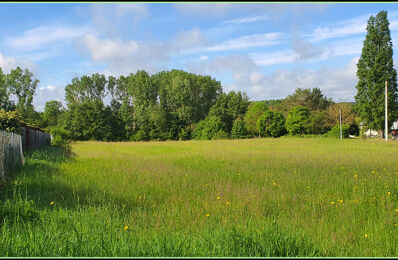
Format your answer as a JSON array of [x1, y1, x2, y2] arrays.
[[0, 127, 51, 179], [21, 126, 52, 151], [0, 130, 24, 180]]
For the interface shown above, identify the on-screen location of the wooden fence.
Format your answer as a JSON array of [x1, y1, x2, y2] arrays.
[[0, 125, 51, 180]]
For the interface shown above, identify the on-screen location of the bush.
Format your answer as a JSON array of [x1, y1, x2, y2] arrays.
[[179, 128, 191, 141], [212, 130, 230, 140], [323, 124, 350, 138], [285, 106, 310, 135], [243, 102, 269, 136], [192, 120, 206, 140], [0, 110, 21, 134], [231, 118, 248, 139], [201, 116, 226, 140], [134, 130, 149, 141], [49, 126, 71, 145], [257, 110, 286, 138], [193, 116, 227, 140]]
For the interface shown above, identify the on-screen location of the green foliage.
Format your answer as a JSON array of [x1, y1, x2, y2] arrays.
[[355, 11, 398, 133], [49, 126, 71, 145], [257, 110, 286, 137], [323, 124, 350, 138], [211, 129, 230, 140], [193, 116, 227, 140], [133, 130, 149, 141], [208, 91, 249, 133], [0, 196, 41, 223], [285, 106, 310, 135], [192, 120, 206, 140], [0, 68, 15, 111], [282, 88, 332, 113], [64, 101, 113, 141], [43, 100, 64, 129], [306, 111, 328, 135], [231, 118, 248, 139], [0, 110, 21, 133], [65, 73, 108, 106], [7, 67, 39, 122], [243, 101, 269, 136], [178, 127, 191, 141]]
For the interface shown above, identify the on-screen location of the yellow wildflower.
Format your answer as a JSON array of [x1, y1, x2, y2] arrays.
[[337, 199, 343, 203], [226, 201, 230, 205], [50, 201, 54, 205], [205, 213, 210, 217], [364, 234, 368, 238], [388, 192, 391, 196], [216, 196, 220, 200], [331, 201, 335, 205], [124, 225, 129, 231], [395, 209, 398, 212]]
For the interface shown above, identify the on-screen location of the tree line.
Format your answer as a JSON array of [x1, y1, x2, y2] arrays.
[[0, 67, 360, 143]]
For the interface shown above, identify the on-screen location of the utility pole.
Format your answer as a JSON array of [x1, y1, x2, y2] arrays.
[[339, 106, 342, 140], [385, 80, 388, 142]]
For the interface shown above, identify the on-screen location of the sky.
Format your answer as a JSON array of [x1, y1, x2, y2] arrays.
[[1, 2, 398, 111]]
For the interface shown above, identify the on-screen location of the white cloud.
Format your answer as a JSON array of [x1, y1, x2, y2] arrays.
[[39, 85, 56, 91], [0, 52, 35, 73], [171, 27, 209, 50], [174, 3, 330, 20], [223, 15, 270, 24], [5, 25, 91, 52], [183, 32, 282, 54], [306, 12, 398, 42], [74, 27, 209, 75], [34, 85, 65, 112], [88, 3, 149, 36], [199, 55, 208, 61], [173, 3, 236, 18], [185, 54, 360, 102]]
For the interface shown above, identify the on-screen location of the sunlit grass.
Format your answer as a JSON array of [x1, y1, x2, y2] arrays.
[[1, 138, 398, 256]]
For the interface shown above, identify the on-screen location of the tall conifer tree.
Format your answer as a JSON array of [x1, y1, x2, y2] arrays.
[[355, 11, 398, 136]]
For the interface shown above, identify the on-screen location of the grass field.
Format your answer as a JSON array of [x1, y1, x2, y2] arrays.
[[1, 137, 398, 257]]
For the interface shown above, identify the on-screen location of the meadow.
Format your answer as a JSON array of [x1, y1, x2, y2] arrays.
[[0, 137, 398, 257]]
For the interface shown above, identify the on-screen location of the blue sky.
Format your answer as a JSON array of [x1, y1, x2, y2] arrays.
[[1, 3, 398, 111]]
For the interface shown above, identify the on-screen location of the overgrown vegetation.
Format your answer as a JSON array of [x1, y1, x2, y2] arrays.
[[1, 139, 398, 257]]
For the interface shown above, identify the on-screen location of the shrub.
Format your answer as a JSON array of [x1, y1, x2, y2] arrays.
[[231, 118, 248, 139], [243, 102, 269, 136], [134, 130, 149, 141], [323, 124, 350, 138], [212, 130, 230, 140], [192, 120, 206, 140], [201, 116, 226, 140], [49, 126, 71, 145], [0, 110, 21, 134], [257, 110, 286, 137], [193, 116, 227, 140], [179, 128, 191, 140], [285, 106, 310, 135]]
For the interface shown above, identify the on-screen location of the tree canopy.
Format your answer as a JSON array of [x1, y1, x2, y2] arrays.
[[355, 10, 398, 134]]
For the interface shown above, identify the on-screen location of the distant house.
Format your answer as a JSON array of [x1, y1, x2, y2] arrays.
[[361, 119, 398, 137]]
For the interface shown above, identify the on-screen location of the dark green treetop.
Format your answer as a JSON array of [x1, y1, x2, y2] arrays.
[[355, 10, 398, 132]]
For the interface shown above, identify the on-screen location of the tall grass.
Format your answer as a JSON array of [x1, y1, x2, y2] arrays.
[[1, 138, 397, 257]]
